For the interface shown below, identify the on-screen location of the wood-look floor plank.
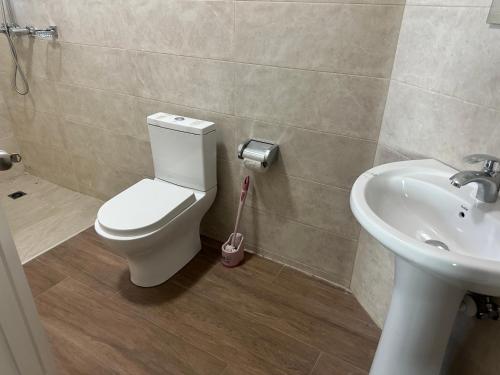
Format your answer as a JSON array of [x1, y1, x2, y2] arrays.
[[273, 266, 380, 339], [35, 229, 129, 296], [310, 352, 368, 375], [23, 259, 67, 297], [116, 280, 320, 375], [171, 255, 378, 371], [26, 229, 378, 374], [36, 278, 226, 375]]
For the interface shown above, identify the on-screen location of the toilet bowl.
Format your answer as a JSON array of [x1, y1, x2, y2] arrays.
[[95, 113, 217, 287]]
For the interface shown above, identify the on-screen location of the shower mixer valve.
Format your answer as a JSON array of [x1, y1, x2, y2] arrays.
[[0, 24, 57, 39]]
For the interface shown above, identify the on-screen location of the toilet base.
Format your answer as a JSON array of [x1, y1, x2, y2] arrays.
[[126, 226, 201, 287]]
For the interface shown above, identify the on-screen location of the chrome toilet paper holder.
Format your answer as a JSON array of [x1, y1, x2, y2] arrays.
[[237, 139, 279, 171]]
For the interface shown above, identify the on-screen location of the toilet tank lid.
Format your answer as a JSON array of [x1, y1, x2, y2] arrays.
[[147, 112, 215, 135]]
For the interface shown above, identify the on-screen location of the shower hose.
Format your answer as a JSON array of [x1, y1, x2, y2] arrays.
[[1, 0, 29, 95]]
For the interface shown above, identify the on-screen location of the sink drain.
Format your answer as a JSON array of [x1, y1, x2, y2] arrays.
[[425, 239, 450, 251]]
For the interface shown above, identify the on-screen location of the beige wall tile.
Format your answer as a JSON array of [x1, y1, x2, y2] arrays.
[[132, 51, 234, 114], [350, 230, 394, 328], [380, 80, 500, 170], [9, 106, 66, 148], [0, 73, 60, 114], [392, 5, 500, 110], [63, 121, 154, 177], [18, 140, 79, 191], [47, 43, 136, 94], [241, 168, 359, 240], [236, 117, 376, 189], [240, 207, 358, 287], [234, 64, 389, 140], [72, 155, 144, 200], [126, 0, 234, 59], [235, 2, 403, 78], [41, 0, 129, 48], [238, 0, 404, 3]]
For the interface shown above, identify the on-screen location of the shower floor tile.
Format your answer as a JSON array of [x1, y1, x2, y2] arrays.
[[24, 228, 380, 374], [0, 173, 102, 263]]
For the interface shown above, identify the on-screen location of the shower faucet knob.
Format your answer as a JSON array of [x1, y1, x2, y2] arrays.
[[0, 150, 21, 171]]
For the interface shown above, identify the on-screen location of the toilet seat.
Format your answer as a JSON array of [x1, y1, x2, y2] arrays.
[[97, 179, 196, 236]]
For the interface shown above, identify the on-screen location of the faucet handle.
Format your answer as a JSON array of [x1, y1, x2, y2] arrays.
[[464, 154, 500, 174]]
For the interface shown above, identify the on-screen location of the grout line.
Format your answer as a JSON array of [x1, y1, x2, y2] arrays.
[[391, 78, 500, 114], [31, 274, 70, 300], [270, 264, 285, 284], [32, 39, 391, 81], [1, 74, 381, 144], [308, 351, 322, 375]]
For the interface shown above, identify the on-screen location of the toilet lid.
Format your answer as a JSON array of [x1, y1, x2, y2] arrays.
[[97, 179, 196, 234]]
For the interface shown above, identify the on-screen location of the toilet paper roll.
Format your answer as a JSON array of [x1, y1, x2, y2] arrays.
[[243, 158, 266, 173]]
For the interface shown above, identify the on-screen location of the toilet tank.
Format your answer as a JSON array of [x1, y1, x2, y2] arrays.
[[147, 113, 216, 191]]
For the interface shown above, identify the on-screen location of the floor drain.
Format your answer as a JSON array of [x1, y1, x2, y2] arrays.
[[8, 191, 27, 200], [425, 239, 449, 251]]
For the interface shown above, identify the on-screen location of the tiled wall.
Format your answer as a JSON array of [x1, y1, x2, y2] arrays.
[[0, 0, 404, 287], [351, 2, 500, 374], [0, 90, 23, 182]]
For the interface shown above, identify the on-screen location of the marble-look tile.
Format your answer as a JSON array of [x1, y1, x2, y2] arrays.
[[47, 42, 136, 95], [0, 73, 60, 115], [41, 0, 128, 48], [236, 118, 377, 189], [132, 51, 234, 114], [392, 5, 500, 110], [350, 230, 394, 328], [241, 168, 359, 240], [240, 207, 358, 287], [8, 105, 66, 148], [56, 83, 144, 139], [406, 0, 491, 5], [126, 0, 234, 59], [373, 143, 409, 166], [72, 155, 144, 200], [63, 121, 154, 177], [234, 64, 389, 140], [235, 2, 403, 78], [380, 80, 500, 170], [0, 37, 12, 73], [0, 104, 16, 139], [18, 140, 79, 191], [0, 173, 102, 263]]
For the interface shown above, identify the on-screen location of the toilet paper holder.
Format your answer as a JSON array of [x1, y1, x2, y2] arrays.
[[237, 139, 279, 171]]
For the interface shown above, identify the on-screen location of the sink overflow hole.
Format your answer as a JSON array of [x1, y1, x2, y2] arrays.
[[8, 191, 27, 200], [425, 239, 450, 251], [459, 211, 466, 218]]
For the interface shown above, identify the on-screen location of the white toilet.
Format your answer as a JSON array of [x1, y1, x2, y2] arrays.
[[94, 113, 217, 287]]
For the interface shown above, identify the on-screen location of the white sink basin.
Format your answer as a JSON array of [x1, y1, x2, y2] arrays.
[[351, 159, 500, 295], [350, 159, 500, 375]]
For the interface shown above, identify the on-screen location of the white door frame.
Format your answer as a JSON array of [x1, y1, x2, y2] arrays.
[[0, 203, 55, 375]]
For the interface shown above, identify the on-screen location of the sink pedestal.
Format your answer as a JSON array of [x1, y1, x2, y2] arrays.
[[370, 257, 465, 375]]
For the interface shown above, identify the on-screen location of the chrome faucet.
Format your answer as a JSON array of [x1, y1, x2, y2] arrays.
[[450, 154, 500, 203]]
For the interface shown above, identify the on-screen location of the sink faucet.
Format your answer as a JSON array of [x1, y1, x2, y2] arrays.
[[450, 154, 500, 203]]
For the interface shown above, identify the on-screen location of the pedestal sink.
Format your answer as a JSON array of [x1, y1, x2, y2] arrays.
[[350, 159, 500, 375]]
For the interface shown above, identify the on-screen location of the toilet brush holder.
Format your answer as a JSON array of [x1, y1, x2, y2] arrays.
[[221, 233, 244, 267]]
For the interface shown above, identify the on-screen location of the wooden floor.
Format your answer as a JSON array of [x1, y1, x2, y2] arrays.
[[23, 228, 380, 375]]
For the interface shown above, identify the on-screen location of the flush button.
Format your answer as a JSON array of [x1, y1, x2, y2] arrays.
[[174, 117, 185, 121]]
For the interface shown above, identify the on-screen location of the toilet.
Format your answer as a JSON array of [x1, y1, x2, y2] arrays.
[[94, 113, 217, 287]]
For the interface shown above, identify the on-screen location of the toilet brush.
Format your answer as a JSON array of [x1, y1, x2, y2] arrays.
[[221, 176, 250, 267]]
